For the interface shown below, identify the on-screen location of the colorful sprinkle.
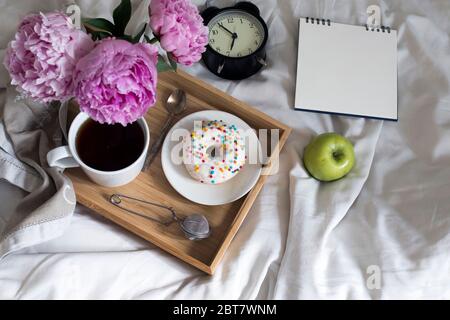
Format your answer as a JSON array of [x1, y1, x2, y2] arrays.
[[184, 120, 247, 185]]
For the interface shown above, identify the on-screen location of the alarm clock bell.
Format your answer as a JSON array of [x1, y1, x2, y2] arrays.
[[201, 1, 269, 80]]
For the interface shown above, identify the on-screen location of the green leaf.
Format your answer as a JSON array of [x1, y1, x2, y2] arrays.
[[132, 23, 147, 43], [118, 35, 134, 42], [144, 34, 159, 44], [168, 54, 178, 71], [90, 31, 112, 41], [83, 18, 116, 34], [157, 55, 175, 73], [144, 35, 152, 43], [113, 0, 132, 35]]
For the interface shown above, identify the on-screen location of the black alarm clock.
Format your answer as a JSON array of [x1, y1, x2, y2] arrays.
[[201, 1, 268, 80]]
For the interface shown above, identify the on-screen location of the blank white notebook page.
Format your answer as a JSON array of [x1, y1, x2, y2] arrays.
[[295, 18, 398, 120]]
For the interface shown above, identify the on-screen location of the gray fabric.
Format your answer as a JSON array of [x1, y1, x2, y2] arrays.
[[0, 0, 146, 261], [0, 86, 76, 259]]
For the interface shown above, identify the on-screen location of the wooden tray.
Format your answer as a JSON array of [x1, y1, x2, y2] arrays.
[[67, 70, 291, 275]]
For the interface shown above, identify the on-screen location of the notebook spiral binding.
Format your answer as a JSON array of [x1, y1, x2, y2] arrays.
[[305, 17, 391, 33], [365, 24, 391, 33], [306, 17, 331, 26]]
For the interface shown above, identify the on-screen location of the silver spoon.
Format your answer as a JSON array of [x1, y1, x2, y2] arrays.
[[143, 89, 187, 170], [110, 194, 211, 241]]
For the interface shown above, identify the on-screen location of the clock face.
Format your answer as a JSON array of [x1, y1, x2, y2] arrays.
[[207, 10, 265, 58]]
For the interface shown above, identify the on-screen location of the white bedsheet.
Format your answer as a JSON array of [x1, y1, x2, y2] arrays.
[[1, 0, 450, 300]]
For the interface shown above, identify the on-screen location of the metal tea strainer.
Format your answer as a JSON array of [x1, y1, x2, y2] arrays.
[[110, 194, 211, 241]]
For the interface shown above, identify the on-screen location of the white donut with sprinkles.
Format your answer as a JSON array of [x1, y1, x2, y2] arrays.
[[183, 120, 246, 185]]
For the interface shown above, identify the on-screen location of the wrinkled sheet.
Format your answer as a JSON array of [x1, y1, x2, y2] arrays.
[[0, 0, 450, 299]]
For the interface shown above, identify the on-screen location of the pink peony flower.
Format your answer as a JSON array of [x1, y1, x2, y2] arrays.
[[3, 12, 94, 103], [74, 39, 159, 126], [149, 0, 208, 66]]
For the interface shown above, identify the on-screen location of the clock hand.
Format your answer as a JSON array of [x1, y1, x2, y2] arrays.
[[230, 37, 236, 51], [218, 23, 234, 36], [230, 33, 238, 51]]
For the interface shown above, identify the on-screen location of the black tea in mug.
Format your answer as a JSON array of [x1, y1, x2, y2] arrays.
[[76, 119, 145, 172]]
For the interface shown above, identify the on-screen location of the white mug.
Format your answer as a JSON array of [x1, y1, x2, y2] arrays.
[[47, 112, 150, 187]]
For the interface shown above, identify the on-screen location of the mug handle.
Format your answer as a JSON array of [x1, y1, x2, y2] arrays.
[[47, 146, 79, 169]]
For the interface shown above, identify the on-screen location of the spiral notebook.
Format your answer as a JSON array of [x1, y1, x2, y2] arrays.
[[295, 17, 398, 121]]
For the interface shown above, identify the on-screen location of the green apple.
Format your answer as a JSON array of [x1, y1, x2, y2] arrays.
[[303, 133, 355, 182]]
